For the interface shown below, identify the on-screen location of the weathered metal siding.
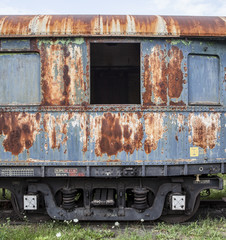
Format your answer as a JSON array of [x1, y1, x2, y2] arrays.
[[0, 111, 224, 165], [0, 37, 225, 166], [38, 38, 89, 106], [142, 41, 186, 105], [141, 40, 226, 106], [0, 53, 40, 105], [188, 55, 220, 105], [0, 15, 226, 37]]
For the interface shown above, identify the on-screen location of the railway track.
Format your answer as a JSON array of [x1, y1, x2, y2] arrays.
[[0, 199, 225, 225]]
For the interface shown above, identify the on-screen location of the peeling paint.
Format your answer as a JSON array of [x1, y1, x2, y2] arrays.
[[144, 113, 165, 154], [167, 46, 184, 99], [170, 39, 192, 46], [188, 113, 221, 152], [43, 113, 72, 150], [143, 45, 184, 105], [40, 40, 86, 106], [90, 113, 143, 157], [149, 45, 167, 105], [0, 112, 41, 155], [74, 38, 85, 45]]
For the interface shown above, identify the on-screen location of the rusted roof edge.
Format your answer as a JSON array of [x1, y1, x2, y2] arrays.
[[0, 15, 226, 38]]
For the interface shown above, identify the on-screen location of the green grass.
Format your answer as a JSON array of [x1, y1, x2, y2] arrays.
[[0, 220, 114, 240], [0, 188, 11, 200], [153, 218, 226, 240], [0, 218, 226, 240]]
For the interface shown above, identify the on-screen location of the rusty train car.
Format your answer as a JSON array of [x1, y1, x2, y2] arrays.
[[0, 15, 226, 223]]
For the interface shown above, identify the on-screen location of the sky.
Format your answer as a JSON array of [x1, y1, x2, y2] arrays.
[[0, 0, 225, 16]]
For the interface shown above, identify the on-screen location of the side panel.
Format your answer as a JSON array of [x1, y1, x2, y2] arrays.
[[0, 38, 225, 167], [38, 38, 89, 106], [0, 111, 224, 165], [0, 53, 40, 105], [188, 55, 220, 105]]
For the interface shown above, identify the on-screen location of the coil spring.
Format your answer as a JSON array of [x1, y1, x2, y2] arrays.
[[61, 188, 77, 210], [132, 187, 149, 210]]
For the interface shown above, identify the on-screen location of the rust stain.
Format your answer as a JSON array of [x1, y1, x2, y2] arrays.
[[177, 114, 186, 133], [30, 38, 39, 52], [169, 100, 185, 106], [144, 113, 165, 154], [143, 45, 167, 105], [43, 113, 72, 150], [0, 15, 225, 37], [163, 16, 226, 37], [177, 114, 185, 126], [188, 113, 221, 152], [143, 55, 153, 105], [143, 45, 184, 105], [0, 112, 41, 155], [107, 159, 121, 162], [149, 45, 167, 105], [91, 112, 143, 157], [78, 113, 90, 153], [167, 46, 184, 98], [40, 42, 85, 106]]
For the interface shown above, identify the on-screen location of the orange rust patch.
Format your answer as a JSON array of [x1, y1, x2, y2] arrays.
[[169, 100, 185, 106], [143, 45, 184, 105], [188, 113, 221, 152], [163, 16, 226, 37], [150, 45, 168, 104], [143, 55, 153, 105], [0, 113, 41, 155], [107, 159, 121, 163], [40, 42, 85, 106], [91, 113, 143, 157], [148, 45, 167, 105], [167, 46, 184, 98], [144, 113, 165, 154], [1, 15, 225, 37]]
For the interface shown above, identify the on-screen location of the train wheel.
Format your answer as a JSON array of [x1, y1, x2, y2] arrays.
[[160, 194, 200, 223]]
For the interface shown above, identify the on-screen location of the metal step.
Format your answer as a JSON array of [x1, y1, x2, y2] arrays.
[[91, 189, 115, 206]]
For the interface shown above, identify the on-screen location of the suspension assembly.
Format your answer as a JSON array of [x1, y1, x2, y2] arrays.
[[61, 188, 77, 210], [132, 187, 149, 210]]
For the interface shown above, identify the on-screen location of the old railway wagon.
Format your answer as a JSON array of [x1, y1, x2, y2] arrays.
[[0, 15, 225, 223]]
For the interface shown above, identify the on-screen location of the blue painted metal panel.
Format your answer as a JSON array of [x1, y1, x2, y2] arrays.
[[0, 53, 40, 105], [1, 40, 30, 51], [0, 111, 224, 166], [0, 38, 225, 167], [166, 113, 189, 161], [188, 55, 219, 105]]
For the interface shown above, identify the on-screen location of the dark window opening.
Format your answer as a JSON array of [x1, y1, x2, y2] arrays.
[[91, 43, 140, 104]]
